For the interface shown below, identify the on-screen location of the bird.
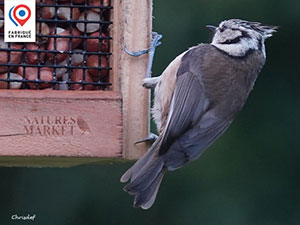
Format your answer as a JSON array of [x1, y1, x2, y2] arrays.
[[120, 19, 277, 209]]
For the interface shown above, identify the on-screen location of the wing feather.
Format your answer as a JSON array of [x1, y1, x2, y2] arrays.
[[159, 72, 209, 155], [158, 71, 233, 167]]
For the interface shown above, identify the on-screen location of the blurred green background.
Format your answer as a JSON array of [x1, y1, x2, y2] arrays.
[[1, 0, 300, 224]]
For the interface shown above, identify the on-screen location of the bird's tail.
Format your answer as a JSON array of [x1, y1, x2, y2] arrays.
[[120, 138, 166, 209]]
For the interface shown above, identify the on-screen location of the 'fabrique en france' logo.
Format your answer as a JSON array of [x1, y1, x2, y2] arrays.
[[9, 4, 31, 27], [4, 0, 35, 42]]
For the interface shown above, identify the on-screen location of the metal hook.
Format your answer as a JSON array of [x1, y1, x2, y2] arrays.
[[124, 32, 162, 78]]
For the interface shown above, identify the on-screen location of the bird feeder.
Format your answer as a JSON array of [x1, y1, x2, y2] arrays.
[[0, 0, 152, 167]]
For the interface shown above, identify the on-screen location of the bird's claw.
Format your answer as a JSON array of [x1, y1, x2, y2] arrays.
[[134, 133, 158, 145]]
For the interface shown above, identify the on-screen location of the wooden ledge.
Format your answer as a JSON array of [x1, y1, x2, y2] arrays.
[[0, 156, 129, 168], [0, 90, 122, 100], [0, 90, 123, 166]]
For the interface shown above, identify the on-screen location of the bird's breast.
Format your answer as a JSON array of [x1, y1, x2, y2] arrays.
[[152, 51, 187, 133]]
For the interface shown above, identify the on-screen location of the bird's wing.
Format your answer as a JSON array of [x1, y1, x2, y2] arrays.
[[159, 71, 208, 155], [158, 71, 232, 163]]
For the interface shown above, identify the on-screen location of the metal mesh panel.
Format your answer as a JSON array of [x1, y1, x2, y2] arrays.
[[0, 0, 112, 90]]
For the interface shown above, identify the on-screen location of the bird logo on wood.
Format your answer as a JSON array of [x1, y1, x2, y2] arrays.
[[77, 116, 92, 135]]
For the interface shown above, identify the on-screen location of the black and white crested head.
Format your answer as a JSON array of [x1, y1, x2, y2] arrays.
[[210, 19, 277, 57]]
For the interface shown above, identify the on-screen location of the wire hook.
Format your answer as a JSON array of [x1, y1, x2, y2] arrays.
[[124, 32, 162, 78]]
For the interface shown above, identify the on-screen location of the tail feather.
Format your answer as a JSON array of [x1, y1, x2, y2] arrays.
[[120, 141, 158, 183], [120, 135, 163, 183], [121, 137, 166, 209], [124, 157, 164, 194], [134, 168, 166, 209]]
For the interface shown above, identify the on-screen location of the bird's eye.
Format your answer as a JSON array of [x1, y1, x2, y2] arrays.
[[219, 27, 226, 32]]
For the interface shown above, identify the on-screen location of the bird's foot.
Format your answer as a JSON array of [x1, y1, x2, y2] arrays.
[[135, 133, 158, 145], [142, 77, 160, 89]]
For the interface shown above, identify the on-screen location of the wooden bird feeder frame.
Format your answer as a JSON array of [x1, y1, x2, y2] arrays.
[[0, 0, 152, 166]]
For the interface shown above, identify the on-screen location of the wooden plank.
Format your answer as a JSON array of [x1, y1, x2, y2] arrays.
[[0, 156, 126, 168], [0, 90, 123, 162], [114, 0, 152, 160], [110, 0, 121, 92]]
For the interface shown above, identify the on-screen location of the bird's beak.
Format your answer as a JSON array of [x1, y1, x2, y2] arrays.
[[206, 25, 217, 33]]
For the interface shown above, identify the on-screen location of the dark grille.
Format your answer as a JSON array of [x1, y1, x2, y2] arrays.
[[0, 0, 112, 90]]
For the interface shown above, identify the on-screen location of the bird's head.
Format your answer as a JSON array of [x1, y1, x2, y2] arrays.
[[207, 19, 277, 57]]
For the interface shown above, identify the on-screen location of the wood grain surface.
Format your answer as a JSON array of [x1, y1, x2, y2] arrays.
[[0, 90, 123, 161]]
